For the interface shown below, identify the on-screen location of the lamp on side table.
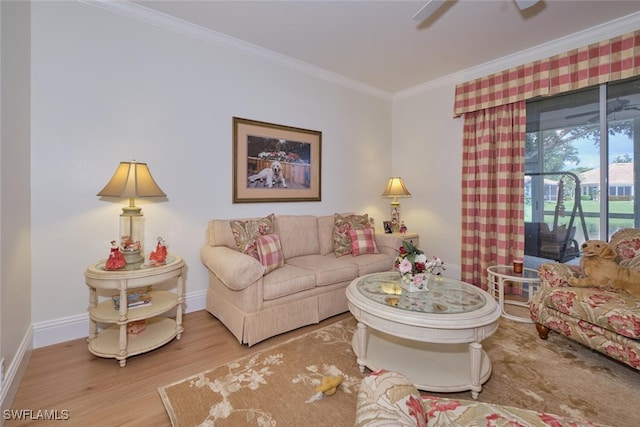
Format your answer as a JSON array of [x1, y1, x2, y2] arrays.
[[97, 160, 166, 264], [381, 177, 411, 232]]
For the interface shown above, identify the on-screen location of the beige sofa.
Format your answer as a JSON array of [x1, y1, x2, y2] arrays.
[[201, 214, 404, 346], [530, 228, 640, 371]]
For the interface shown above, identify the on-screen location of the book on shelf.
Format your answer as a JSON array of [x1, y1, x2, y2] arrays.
[[112, 286, 153, 310], [114, 297, 152, 310]]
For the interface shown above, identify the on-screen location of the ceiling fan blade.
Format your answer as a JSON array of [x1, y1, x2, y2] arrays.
[[413, 0, 447, 22], [514, 0, 540, 10]]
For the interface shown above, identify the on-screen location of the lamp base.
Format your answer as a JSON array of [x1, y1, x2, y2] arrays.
[[390, 202, 401, 232], [122, 250, 144, 265]]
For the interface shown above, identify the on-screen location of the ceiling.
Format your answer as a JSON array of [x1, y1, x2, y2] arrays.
[[133, 1, 640, 94]]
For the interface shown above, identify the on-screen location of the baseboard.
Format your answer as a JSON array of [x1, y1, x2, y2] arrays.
[[32, 289, 207, 348], [0, 325, 33, 425]]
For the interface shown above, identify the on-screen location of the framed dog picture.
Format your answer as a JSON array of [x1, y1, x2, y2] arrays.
[[233, 117, 322, 203]]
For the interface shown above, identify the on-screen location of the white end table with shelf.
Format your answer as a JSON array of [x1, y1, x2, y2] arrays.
[[486, 265, 541, 323], [84, 255, 185, 367], [396, 232, 419, 248]]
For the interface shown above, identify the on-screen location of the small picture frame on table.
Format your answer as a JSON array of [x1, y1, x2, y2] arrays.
[[383, 221, 393, 234]]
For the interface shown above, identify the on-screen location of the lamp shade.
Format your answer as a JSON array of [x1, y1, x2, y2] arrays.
[[97, 161, 166, 198], [97, 161, 166, 265], [381, 177, 411, 199]]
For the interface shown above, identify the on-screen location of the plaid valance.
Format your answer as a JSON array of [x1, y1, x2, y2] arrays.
[[454, 30, 640, 117]]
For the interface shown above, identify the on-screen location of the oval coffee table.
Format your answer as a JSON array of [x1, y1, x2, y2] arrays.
[[346, 271, 500, 399]]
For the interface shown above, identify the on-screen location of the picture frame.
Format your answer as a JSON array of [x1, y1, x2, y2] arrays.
[[383, 221, 393, 234], [233, 117, 322, 203]]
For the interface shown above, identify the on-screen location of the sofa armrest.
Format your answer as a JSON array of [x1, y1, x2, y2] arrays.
[[538, 262, 581, 288], [356, 370, 427, 427], [200, 245, 264, 291], [374, 233, 404, 257]]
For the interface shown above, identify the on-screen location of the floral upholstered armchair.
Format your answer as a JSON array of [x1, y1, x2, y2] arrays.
[[530, 228, 640, 370], [355, 370, 603, 426]]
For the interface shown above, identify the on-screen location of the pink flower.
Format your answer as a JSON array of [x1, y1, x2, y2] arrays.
[[413, 274, 424, 286], [406, 396, 427, 425], [398, 258, 413, 274]]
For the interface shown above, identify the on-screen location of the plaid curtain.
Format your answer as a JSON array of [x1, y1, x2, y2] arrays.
[[455, 30, 640, 287], [454, 60, 549, 117], [461, 102, 526, 289], [549, 32, 640, 95], [454, 30, 640, 116]]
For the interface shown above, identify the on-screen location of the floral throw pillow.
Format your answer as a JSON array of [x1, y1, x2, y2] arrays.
[[333, 213, 370, 257], [256, 233, 285, 274], [615, 238, 640, 261], [349, 228, 379, 256], [230, 213, 276, 260]]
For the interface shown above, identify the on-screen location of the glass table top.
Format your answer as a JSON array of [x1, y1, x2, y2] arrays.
[[356, 271, 487, 314], [487, 265, 540, 280], [96, 255, 177, 272]]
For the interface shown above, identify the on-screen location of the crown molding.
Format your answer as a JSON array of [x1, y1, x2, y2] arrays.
[[394, 11, 640, 101], [79, 0, 392, 101], [76, 2, 640, 102]]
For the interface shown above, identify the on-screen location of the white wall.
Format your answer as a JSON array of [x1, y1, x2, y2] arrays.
[[26, 1, 640, 347], [29, 1, 392, 342], [392, 83, 463, 279], [0, 0, 32, 414]]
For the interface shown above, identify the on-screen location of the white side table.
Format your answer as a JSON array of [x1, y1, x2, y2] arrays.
[[84, 255, 185, 367], [486, 265, 541, 323], [396, 232, 419, 248]]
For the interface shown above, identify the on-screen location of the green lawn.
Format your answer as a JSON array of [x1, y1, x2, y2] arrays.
[[536, 200, 636, 239]]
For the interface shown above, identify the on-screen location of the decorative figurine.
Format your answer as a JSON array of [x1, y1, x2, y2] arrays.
[[121, 235, 141, 252], [105, 240, 126, 270], [399, 221, 407, 234], [149, 236, 168, 265]]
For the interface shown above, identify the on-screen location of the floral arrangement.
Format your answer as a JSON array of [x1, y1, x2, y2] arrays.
[[395, 241, 445, 289]]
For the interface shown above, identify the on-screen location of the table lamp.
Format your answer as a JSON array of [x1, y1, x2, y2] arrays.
[[381, 177, 411, 232], [97, 160, 166, 264]]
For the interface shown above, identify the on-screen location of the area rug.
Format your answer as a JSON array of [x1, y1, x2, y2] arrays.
[[158, 316, 639, 427]]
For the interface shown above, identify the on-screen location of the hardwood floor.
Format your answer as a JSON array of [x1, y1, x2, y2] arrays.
[[6, 310, 353, 427]]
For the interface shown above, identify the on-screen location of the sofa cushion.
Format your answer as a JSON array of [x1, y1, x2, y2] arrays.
[[318, 215, 336, 255], [256, 233, 285, 274], [262, 264, 316, 300], [350, 228, 379, 256], [356, 370, 427, 427], [333, 213, 370, 257], [286, 255, 358, 287], [230, 213, 276, 259], [276, 215, 320, 259], [336, 253, 394, 276], [540, 286, 640, 340], [207, 219, 240, 249]]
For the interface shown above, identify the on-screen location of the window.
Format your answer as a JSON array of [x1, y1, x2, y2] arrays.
[[525, 77, 640, 262]]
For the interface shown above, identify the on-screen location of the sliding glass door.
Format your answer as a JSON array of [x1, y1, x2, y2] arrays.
[[525, 77, 640, 262]]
